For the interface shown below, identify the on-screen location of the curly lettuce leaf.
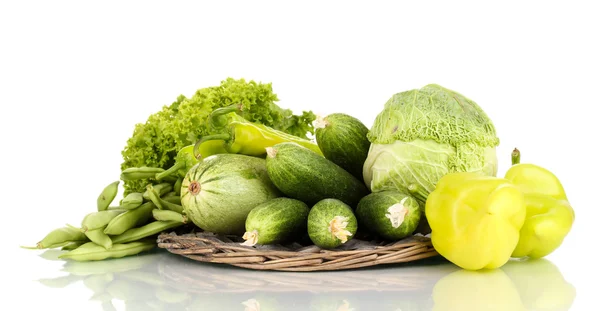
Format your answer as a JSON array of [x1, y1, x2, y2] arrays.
[[120, 78, 315, 194]]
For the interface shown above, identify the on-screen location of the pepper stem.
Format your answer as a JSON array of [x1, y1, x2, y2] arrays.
[[209, 103, 243, 129], [193, 134, 231, 160], [155, 162, 185, 181], [511, 148, 521, 165]]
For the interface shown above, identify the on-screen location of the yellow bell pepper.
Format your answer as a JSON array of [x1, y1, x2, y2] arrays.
[[425, 172, 526, 270], [504, 148, 575, 258]]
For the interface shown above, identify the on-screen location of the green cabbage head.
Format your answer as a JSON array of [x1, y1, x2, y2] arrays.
[[363, 84, 500, 203]]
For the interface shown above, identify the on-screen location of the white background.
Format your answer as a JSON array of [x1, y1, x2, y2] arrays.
[[1, 0, 598, 310]]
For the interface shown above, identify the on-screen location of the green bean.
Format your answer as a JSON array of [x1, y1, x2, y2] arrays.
[[145, 184, 164, 209], [143, 183, 173, 201], [116, 192, 144, 210], [61, 241, 87, 251], [120, 167, 165, 181], [112, 220, 182, 244], [104, 202, 155, 236], [59, 240, 155, 261], [152, 209, 187, 223], [162, 195, 181, 205], [81, 210, 124, 232], [146, 186, 183, 213], [163, 191, 177, 198], [97, 181, 120, 211], [174, 177, 183, 195], [85, 228, 113, 250], [24, 225, 88, 249]]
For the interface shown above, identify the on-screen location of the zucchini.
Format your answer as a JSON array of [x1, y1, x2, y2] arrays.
[[265, 142, 369, 207], [307, 199, 358, 249], [242, 198, 309, 246], [180, 154, 281, 235], [356, 190, 421, 241], [315, 113, 370, 179]]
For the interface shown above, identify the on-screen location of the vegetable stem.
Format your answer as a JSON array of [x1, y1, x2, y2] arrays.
[[155, 162, 185, 180], [512, 148, 521, 165], [209, 103, 243, 129], [193, 134, 231, 160]]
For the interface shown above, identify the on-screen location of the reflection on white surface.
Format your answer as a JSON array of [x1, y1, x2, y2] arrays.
[[37, 250, 575, 311]]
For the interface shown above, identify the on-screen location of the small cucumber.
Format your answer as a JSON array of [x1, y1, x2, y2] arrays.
[[356, 190, 421, 241], [242, 198, 309, 246], [265, 142, 369, 207], [307, 199, 358, 249], [315, 113, 370, 179]]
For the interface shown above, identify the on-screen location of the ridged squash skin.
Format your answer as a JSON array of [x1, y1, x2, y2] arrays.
[[181, 154, 281, 235], [315, 113, 370, 180], [265, 142, 369, 208]]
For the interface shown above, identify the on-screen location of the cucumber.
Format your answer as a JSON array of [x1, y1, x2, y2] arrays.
[[265, 142, 369, 207], [307, 199, 358, 249], [356, 190, 421, 241], [315, 113, 370, 179], [241, 198, 309, 246], [180, 154, 282, 235]]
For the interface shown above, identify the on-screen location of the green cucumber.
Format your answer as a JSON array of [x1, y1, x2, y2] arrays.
[[356, 190, 421, 241], [242, 198, 309, 246], [265, 142, 369, 207], [315, 113, 370, 179], [307, 199, 358, 249], [181, 154, 281, 235]]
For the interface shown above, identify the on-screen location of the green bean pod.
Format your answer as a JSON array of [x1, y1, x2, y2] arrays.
[[174, 178, 183, 195], [104, 202, 155, 236], [152, 209, 187, 223], [61, 241, 87, 251], [25, 225, 88, 249], [162, 195, 181, 205], [120, 167, 165, 181], [84, 228, 113, 249], [117, 192, 144, 210], [142, 183, 173, 201], [112, 220, 182, 244], [146, 186, 183, 213], [58, 240, 156, 261], [81, 210, 125, 232], [163, 191, 177, 198], [97, 181, 120, 211]]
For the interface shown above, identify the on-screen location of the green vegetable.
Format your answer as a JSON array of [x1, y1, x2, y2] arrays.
[[307, 199, 358, 249], [265, 142, 369, 207], [142, 183, 172, 201], [120, 78, 317, 195], [25, 225, 88, 249], [180, 153, 281, 235], [117, 192, 144, 210], [242, 198, 309, 246], [104, 202, 156, 236], [81, 210, 124, 232], [84, 228, 113, 250], [58, 240, 156, 261], [152, 209, 188, 223], [97, 181, 119, 211], [363, 84, 500, 204], [315, 113, 370, 179], [356, 190, 421, 240], [193, 104, 323, 159], [111, 220, 182, 244], [120, 167, 165, 181]]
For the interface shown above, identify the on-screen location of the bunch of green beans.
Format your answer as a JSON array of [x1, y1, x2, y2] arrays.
[[25, 167, 189, 261]]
